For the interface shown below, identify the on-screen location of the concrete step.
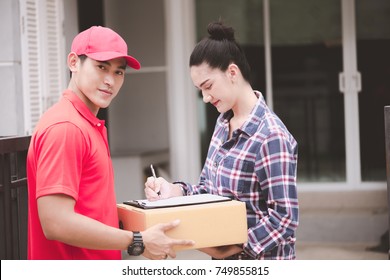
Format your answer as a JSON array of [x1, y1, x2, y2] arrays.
[[297, 208, 388, 243], [297, 189, 389, 244], [296, 242, 388, 260]]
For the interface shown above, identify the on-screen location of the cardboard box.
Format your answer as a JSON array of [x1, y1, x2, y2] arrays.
[[117, 200, 248, 251]]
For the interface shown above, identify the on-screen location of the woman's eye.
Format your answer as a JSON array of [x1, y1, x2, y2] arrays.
[[206, 84, 212, 90]]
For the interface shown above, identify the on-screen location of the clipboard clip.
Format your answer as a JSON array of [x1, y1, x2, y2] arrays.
[[123, 200, 147, 208]]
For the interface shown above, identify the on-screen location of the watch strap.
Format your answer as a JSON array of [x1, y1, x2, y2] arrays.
[[127, 231, 144, 256]]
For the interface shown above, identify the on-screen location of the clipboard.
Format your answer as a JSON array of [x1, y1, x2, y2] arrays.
[[123, 194, 231, 209]]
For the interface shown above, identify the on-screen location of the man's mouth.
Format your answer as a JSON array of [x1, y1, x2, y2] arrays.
[[99, 89, 112, 95]]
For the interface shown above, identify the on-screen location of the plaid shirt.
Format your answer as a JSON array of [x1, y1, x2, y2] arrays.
[[182, 91, 299, 260]]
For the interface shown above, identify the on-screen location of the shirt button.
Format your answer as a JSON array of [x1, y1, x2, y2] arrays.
[[213, 161, 218, 167], [97, 123, 101, 127]]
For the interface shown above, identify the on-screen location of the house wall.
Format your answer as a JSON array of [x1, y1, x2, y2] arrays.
[[104, 0, 171, 201], [105, 0, 169, 154], [62, 0, 79, 81]]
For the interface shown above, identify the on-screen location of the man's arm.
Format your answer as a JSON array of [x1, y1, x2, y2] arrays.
[[38, 194, 194, 258], [38, 194, 131, 250]]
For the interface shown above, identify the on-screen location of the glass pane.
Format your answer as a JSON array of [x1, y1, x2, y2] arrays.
[[196, 0, 263, 44], [356, 0, 390, 181], [270, 0, 345, 182]]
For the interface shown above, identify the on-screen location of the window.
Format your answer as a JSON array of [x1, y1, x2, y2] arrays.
[[356, 0, 390, 181], [20, 0, 65, 134], [195, 0, 387, 187]]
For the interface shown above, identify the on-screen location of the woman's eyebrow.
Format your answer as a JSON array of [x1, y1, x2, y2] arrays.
[[198, 79, 210, 89]]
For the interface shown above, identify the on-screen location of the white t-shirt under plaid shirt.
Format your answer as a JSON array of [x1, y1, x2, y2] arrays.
[[182, 91, 299, 260]]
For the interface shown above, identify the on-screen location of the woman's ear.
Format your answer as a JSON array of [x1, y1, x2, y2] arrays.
[[227, 63, 240, 81], [67, 52, 79, 72]]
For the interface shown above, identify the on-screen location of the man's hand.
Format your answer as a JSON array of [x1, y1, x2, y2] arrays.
[[142, 219, 195, 259], [142, 249, 169, 260]]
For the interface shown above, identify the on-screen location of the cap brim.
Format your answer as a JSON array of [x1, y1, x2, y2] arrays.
[[86, 52, 141, 70]]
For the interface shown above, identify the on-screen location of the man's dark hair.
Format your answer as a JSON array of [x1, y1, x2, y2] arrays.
[[69, 55, 87, 78]]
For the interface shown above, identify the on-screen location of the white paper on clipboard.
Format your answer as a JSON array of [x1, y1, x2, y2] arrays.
[[123, 194, 231, 209]]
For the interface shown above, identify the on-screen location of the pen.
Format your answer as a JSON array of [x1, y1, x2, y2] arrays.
[[150, 164, 161, 196]]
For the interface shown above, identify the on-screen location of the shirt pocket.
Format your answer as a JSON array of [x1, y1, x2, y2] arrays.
[[221, 156, 255, 194]]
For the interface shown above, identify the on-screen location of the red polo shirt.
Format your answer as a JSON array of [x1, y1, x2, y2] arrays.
[[27, 90, 121, 259]]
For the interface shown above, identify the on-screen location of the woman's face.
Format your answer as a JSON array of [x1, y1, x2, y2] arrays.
[[190, 62, 236, 113]]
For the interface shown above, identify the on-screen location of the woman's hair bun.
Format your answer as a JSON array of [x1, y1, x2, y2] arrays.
[[207, 21, 235, 41]]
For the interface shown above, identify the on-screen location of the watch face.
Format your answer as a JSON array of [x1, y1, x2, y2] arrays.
[[133, 244, 143, 255], [129, 243, 144, 256]]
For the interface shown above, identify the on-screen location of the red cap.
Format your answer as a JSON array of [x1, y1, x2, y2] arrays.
[[71, 26, 141, 70]]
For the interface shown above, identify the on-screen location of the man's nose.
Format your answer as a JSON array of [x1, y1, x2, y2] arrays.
[[104, 75, 114, 86]]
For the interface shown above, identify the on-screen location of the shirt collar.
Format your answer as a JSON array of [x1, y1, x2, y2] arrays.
[[62, 90, 105, 128], [218, 90, 266, 137], [243, 90, 266, 136]]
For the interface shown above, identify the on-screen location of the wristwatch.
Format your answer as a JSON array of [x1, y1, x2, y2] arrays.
[[127, 231, 145, 256]]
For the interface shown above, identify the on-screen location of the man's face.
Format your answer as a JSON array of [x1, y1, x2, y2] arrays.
[[71, 56, 127, 115]]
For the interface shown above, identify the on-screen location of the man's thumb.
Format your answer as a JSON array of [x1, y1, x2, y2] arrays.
[[161, 219, 181, 231]]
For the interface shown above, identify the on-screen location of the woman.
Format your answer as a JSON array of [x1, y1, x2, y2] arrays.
[[145, 21, 299, 260]]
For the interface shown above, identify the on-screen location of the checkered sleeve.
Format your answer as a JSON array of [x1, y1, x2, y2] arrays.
[[178, 165, 212, 195], [245, 131, 299, 258]]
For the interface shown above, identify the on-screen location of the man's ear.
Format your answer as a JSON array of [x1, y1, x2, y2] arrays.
[[67, 52, 79, 72]]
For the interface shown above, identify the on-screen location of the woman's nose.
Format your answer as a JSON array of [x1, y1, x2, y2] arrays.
[[203, 94, 212, 103]]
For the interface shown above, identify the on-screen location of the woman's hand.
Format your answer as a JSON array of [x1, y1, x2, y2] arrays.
[[144, 177, 183, 201], [199, 245, 243, 259]]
